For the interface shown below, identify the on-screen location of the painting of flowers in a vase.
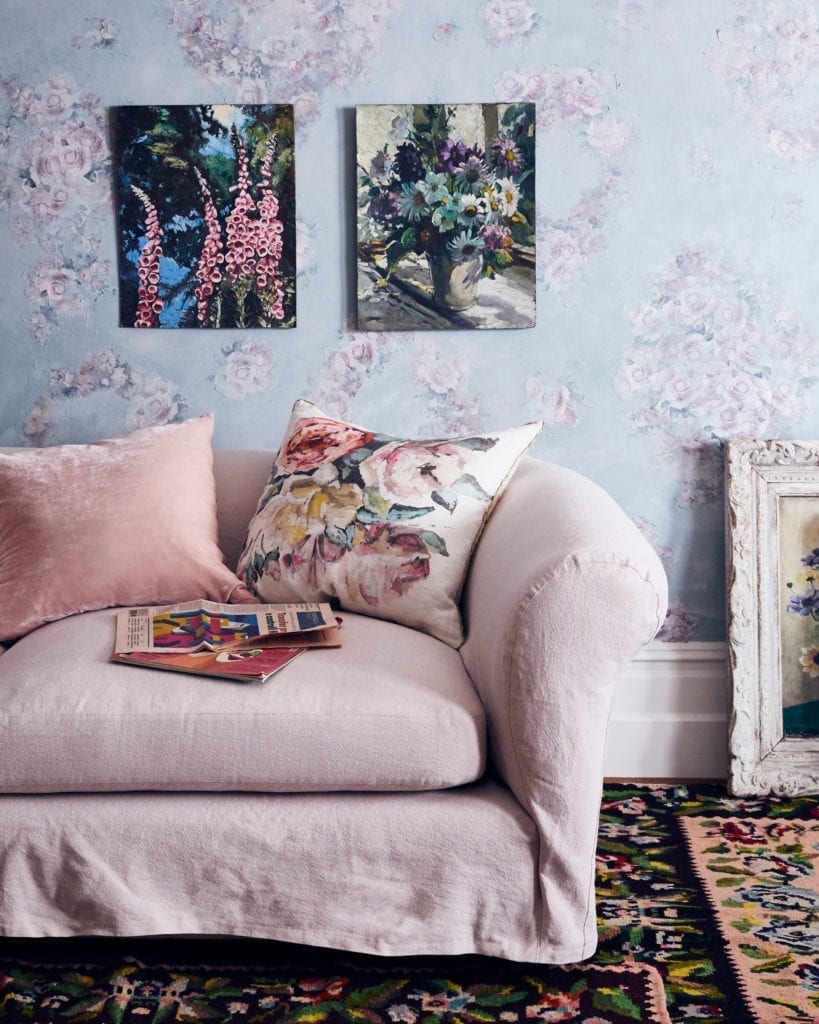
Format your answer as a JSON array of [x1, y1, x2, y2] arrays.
[[781, 498, 819, 737], [114, 104, 295, 329], [356, 103, 535, 331]]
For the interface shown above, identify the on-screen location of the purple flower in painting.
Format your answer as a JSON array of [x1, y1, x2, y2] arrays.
[[367, 192, 401, 226], [787, 588, 819, 616], [801, 548, 819, 567], [491, 132, 523, 174], [479, 223, 512, 252], [394, 141, 423, 183], [436, 138, 470, 172], [453, 153, 489, 191]]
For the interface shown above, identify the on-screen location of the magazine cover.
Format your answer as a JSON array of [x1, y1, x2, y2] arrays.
[[112, 645, 305, 683]]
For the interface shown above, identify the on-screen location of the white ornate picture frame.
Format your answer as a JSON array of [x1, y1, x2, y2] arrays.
[[726, 439, 819, 795]]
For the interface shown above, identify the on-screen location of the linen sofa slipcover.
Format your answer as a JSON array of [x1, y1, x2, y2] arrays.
[[0, 451, 668, 964]]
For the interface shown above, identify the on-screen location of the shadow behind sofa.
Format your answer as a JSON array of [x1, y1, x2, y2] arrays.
[[0, 452, 667, 963]]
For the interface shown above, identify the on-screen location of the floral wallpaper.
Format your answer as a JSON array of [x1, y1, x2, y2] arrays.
[[2, 0, 818, 643]]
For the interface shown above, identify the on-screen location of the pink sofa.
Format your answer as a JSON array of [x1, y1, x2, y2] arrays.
[[0, 451, 667, 964]]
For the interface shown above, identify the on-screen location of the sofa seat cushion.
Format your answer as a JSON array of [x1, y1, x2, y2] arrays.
[[0, 609, 486, 794]]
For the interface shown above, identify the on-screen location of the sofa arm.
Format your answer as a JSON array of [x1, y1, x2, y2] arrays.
[[460, 457, 668, 962]]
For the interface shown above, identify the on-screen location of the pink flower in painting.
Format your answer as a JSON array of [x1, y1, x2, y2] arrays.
[[277, 417, 375, 474], [253, 135, 286, 321], [193, 166, 225, 326], [131, 185, 164, 328], [359, 440, 470, 503], [225, 125, 258, 286]]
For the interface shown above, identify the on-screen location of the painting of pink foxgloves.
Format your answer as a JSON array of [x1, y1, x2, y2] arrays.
[[114, 104, 295, 329]]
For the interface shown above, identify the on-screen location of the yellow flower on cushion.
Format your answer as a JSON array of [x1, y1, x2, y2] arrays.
[[268, 475, 363, 548]]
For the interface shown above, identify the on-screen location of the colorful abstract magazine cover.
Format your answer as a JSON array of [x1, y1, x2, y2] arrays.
[[115, 601, 336, 653], [112, 646, 304, 683], [113, 103, 296, 329]]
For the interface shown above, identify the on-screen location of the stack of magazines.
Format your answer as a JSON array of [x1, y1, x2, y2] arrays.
[[112, 600, 340, 683]]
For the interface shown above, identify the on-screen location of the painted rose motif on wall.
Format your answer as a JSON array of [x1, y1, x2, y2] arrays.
[[617, 249, 817, 504], [0, 72, 111, 340], [22, 348, 187, 446], [713, 1, 819, 162], [214, 339, 277, 399], [480, 1, 541, 46], [312, 332, 398, 421], [166, 0, 404, 124], [496, 65, 633, 292]]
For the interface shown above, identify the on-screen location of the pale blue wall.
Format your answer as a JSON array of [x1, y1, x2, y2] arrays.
[[2, 0, 818, 641]]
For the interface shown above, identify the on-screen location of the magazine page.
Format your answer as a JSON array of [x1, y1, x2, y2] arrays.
[[115, 600, 336, 654]]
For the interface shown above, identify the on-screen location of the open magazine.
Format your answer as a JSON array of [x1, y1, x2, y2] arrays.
[[112, 600, 341, 683], [114, 600, 339, 653]]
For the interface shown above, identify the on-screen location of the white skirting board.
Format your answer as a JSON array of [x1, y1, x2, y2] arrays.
[[605, 641, 729, 780]]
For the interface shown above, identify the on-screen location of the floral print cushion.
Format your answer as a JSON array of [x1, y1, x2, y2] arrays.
[[238, 399, 542, 647]]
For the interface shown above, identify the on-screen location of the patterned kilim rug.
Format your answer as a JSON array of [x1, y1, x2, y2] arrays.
[[0, 784, 816, 1024]]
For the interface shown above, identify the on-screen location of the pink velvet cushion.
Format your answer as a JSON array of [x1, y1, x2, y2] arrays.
[[0, 415, 253, 642]]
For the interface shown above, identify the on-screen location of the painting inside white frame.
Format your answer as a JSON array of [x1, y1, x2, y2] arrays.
[[780, 497, 819, 737], [726, 438, 819, 795]]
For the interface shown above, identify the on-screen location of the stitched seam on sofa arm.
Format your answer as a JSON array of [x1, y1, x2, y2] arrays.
[[499, 554, 666, 960]]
